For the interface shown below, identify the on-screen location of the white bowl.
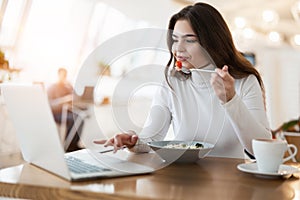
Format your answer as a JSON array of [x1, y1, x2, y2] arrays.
[[147, 140, 214, 163]]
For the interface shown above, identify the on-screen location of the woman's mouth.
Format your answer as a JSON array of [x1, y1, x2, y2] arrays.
[[176, 56, 188, 62]]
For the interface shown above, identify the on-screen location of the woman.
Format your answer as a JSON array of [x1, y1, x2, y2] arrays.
[[95, 3, 271, 158]]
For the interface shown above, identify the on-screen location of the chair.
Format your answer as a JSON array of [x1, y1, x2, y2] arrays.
[[61, 104, 89, 151], [49, 94, 89, 152], [273, 118, 300, 162]]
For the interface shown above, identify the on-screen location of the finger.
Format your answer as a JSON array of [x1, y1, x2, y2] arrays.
[[210, 73, 227, 101], [93, 138, 114, 148], [213, 75, 228, 92], [93, 139, 107, 144], [221, 65, 234, 82], [210, 73, 224, 87], [94, 138, 114, 146], [113, 135, 124, 153], [222, 65, 228, 72], [120, 135, 138, 149], [104, 139, 114, 147], [129, 135, 138, 146], [215, 65, 229, 78], [211, 80, 226, 94], [210, 72, 220, 84]]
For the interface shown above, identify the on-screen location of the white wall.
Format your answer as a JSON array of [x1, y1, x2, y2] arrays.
[[258, 47, 300, 129], [100, 0, 182, 28]]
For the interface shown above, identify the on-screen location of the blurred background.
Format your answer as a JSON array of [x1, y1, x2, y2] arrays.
[[0, 0, 299, 152]]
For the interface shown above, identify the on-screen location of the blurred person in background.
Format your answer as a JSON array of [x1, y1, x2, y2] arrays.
[[47, 67, 84, 152]]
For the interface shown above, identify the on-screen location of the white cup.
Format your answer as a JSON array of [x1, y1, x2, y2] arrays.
[[252, 139, 297, 173]]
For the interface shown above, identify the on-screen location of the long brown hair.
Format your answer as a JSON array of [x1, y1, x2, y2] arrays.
[[165, 2, 265, 102]]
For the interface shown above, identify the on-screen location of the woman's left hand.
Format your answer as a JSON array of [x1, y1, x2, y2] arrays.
[[210, 65, 236, 103]]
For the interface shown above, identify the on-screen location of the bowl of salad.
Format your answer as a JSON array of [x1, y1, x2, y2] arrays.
[[147, 140, 214, 163]]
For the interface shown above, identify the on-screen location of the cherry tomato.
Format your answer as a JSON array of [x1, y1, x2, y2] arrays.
[[176, 61, 182, 68]]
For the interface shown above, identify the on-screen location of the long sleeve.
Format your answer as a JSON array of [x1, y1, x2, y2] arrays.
[[129, 74, 271, 158], [129, 83, 172, 153], [223, 75, 272, 155]]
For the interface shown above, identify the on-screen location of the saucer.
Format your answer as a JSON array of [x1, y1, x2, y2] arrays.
[[237, 163, 299, 178]]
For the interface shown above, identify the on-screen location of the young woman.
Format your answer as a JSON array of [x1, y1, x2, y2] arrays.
[[94, 3, 271, 158]]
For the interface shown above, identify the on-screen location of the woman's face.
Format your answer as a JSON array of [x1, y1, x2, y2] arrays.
[[172, 20, 209, 69]]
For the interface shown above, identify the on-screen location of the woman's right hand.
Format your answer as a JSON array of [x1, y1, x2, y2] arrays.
[[94, 132, 139, 153]]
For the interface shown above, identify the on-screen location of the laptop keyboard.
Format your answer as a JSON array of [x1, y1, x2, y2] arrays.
[[65, 156, 111, 174]]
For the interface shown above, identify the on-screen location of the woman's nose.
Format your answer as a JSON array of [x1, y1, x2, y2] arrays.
[[173, 41, 185, 52]]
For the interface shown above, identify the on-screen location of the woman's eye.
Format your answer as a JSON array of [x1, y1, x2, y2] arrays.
[[172, 39, 178, 43], [186, 39, 197, 43]]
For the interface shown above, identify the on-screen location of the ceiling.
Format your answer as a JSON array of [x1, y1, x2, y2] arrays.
[[214, 0, 299, 35], [173, 0, 300, 42]]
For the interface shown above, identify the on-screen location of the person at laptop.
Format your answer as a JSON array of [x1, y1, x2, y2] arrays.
[[47, 67, 84, 152], [94, 3, 272, 158]]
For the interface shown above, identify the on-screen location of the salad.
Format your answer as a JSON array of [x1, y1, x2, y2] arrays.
[[164, 142, 204, 149]]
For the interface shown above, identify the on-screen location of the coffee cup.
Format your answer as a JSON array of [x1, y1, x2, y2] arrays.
[[252, 139, 297, 173]]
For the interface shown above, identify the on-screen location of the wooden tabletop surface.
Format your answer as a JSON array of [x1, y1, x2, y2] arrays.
[[0, 151, 299, 200]]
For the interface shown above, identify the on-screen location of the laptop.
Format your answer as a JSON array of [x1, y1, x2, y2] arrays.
[[0, 84, 154, 181]]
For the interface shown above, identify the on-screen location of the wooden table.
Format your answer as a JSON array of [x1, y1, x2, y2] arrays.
[[0, 151, 299, 200]]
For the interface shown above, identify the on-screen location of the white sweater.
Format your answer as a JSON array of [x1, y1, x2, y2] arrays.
[[132, 70, 272, 158]]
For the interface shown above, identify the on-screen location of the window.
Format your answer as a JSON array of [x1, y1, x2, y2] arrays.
[[0, 0, 28, 48]]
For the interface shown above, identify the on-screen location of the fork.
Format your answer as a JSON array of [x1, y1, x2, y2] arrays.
[[181, 66, 215, 74]]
